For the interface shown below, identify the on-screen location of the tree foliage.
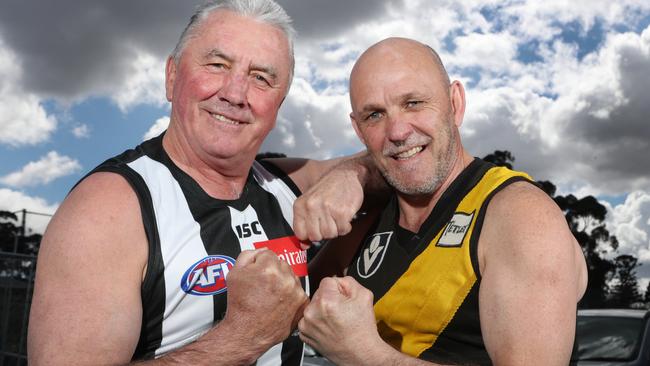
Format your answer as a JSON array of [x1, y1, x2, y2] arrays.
[[608, 254, 643, 307], [482, 150, 515, 170], [0, 210, 40, 280]]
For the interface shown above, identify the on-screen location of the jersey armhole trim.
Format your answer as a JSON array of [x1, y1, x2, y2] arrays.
[[258, 159, 302, 197], [470, 176, 535, 281]]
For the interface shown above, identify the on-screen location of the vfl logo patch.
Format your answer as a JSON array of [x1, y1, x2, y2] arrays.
[[437, 211, 475, 247], [180, 255, 235, 296], [356, 231, 392, 278]]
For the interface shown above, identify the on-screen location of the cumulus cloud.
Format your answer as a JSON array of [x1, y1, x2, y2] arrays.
[[143, 116, 170, 141], [0, 37, 56, 147], [72, 124, 90, 139], [113, 50, 167, 112], [277, 0, 405, 39], [0, 0, 190, 102], [0, 189, 57, 234], [603, 192, 650, 281], [0, 151, 81, 188], [263, 77, 363, 158]]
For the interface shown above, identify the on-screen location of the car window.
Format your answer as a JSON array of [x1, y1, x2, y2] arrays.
[[576, 315, 646, 361]]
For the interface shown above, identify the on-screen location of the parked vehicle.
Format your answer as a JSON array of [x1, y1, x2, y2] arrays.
[[576, 309, 650, 366]]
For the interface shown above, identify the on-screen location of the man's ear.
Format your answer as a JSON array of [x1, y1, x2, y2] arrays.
[[350, 112, 367, 146], [449, 80, 466, 128], [165, 56, 176, 102]]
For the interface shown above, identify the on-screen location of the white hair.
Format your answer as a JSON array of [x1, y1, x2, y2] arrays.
[[171, 0, 296, 84]]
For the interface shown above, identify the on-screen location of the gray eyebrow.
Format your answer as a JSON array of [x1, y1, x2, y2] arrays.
[[205, 48, 278, 81]]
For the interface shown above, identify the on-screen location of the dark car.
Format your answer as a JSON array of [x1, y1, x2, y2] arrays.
[[576, 309, 650, 365]]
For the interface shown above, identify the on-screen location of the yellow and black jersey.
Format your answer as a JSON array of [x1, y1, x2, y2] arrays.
[[348, 158, 534, 365]]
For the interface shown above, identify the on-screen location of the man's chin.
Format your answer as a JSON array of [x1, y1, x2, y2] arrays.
[[384, 173, 438, 196]]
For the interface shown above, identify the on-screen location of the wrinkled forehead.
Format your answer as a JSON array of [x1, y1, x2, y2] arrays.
[[350, 42, 446, 105], [186, 10, 292, 78]]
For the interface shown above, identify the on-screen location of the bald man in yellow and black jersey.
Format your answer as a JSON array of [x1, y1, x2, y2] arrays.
[[295, 37, 588, 366], [349, 158, 534, 365]]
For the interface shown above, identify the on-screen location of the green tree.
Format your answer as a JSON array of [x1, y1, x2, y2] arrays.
[[0, 210, 41, 280], [482, 150, 515, 169], [608, 254, 642, 308], [553, 194, 619, 308], [0, 210, 20, 253]]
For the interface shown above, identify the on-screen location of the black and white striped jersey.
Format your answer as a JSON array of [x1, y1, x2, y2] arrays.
[[85, 133, 308, 365]]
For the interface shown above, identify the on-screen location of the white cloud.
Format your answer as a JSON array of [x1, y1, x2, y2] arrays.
[[0, 189, 57, 234], [72, 124, 90, 138], [143, 116, 170, 141], [0, 151, 81, 187], [607, 192, 650, 258], [0, 37, 56, 147], [449, 32, 520, 73], [603, 192, 650, 282], [502, 0, 650, 41], [262, 77, 363, 159], [112, 50, 167, 112]]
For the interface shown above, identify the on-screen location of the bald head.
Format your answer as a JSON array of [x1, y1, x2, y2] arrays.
[[350, 38, 450, 98], [347, 37, 467, 197]]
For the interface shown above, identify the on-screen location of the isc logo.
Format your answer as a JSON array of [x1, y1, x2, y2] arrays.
[[180, 255, 235, 296], [234, 221, 262, 239]]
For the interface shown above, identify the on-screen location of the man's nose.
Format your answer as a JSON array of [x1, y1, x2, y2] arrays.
[[218, 73, 248, 108], [386, 113, 413, 145]]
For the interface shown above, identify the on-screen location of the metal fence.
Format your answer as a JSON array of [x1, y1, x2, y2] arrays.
[[0, 209, 49, 366], [0, 252, 35, 366]]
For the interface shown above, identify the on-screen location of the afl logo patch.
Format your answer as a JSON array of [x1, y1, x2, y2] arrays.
[[356, 231, 392, 278], [181, 255, 235, 296]]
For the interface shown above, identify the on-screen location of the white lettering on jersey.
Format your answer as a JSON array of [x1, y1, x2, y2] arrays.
[[228, 205, 269, 251]]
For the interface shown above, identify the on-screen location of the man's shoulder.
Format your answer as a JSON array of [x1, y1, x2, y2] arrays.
[[481, 179, 573, 254], [489, 180, 555, 216], [64, 172, 142, 224]]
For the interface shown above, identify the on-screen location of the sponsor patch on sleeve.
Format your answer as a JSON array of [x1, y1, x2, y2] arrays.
[[437, 211, 475, 247], [254, 236, 308, 277]]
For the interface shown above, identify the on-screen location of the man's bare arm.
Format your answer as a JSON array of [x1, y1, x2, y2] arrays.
[[478, 182, 588, 366], [28, 173, 148, 365], [28, 173, 308, 366]]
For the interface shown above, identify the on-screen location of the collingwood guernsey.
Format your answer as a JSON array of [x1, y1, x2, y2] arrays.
[[81, 133, 307, 364]]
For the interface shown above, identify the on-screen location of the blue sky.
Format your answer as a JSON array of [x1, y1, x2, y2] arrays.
[[1, 0, 650, 282]]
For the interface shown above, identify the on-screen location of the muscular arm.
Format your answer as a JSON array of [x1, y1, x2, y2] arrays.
[[28, 172, 148, 365], [478, 182, 588, 365], [29, 173, 308, 366]]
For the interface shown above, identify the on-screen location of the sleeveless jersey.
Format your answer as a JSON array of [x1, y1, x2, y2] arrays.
[[85, 134, 307, 365], [348, 158, 533, 365]]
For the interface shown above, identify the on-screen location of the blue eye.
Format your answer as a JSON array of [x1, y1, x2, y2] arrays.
[[406, 100, 421, 108], [253, 74, 270, 85], [365, 111, 382, 121]]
